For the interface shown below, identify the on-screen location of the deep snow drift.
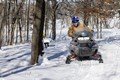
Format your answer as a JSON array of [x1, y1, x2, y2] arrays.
[[0, 28, 120, 80]]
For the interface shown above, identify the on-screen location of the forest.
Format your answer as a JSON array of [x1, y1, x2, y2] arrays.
[[0, 0, 120, 64], [1, 0, 120, 79]]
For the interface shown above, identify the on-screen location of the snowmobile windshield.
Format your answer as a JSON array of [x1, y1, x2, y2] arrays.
[[72, 27, 93, 38]]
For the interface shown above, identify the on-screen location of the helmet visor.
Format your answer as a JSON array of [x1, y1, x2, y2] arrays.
[[72, 20, 79, 23]]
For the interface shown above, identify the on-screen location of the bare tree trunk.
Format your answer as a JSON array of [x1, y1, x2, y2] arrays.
[[19, 19, 22, 43], [52, 11, 56, 40], [96, 18, 99, 39], [0, 0, 7, 49], [15, 20, 18, 44], [100, 19, 102, 38], [30, 0, 45, 65], [104, 19, 109, 28], [0, 26, 4, 49], [10, 0, 17, 45], [83, 14, 89, 26], [44, 17, 49, 37], [7, 1, 11, 45], [44, 1, 49, 37], [83, 0, 90, 26], [51, 0, 57, 40], [6, 22, 8, 45], [27, 0, 30, 42], [21, 13, 25, 43], [10, 0, 24, 45], [5, 0, 8, 45]]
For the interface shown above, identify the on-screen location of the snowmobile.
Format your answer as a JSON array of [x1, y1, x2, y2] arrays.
[[66, 27, 103, 64]]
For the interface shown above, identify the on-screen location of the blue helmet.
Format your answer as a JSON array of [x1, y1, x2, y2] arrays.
[[71, 16, 79, 23]]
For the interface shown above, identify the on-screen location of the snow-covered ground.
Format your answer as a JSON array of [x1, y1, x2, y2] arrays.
[[0, 27, 120, 80]]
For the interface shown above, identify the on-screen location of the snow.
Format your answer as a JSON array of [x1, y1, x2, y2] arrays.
[[1, 24, 120, 80], [43, 38, 51, 43]]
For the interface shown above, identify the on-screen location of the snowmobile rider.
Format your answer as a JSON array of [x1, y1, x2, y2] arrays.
[[67, 16, 93, 59], [68, 16, 93, 40]]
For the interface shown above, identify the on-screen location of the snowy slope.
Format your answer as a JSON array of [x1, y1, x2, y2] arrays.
[[0, 27, 120, 80]]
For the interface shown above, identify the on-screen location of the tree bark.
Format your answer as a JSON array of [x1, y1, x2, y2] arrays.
[[10, 0, 24, 45], [30, 0, 45, 65], [44, 1, 49, 37], [96, 18, 99, 39], [51, 0, 57, 40], [27, 0, 30, 42], [19, 19, 22, 43], [0, 0, 7, 49], [52, 11, 56, 40], [7, 1, 11, 45], [100, 19, 102, 38]]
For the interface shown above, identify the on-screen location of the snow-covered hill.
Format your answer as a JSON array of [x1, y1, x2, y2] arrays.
[[0, 28, 120, 80]]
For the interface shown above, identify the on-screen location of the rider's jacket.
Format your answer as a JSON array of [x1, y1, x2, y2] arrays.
[[68, 24, 93, 38]]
